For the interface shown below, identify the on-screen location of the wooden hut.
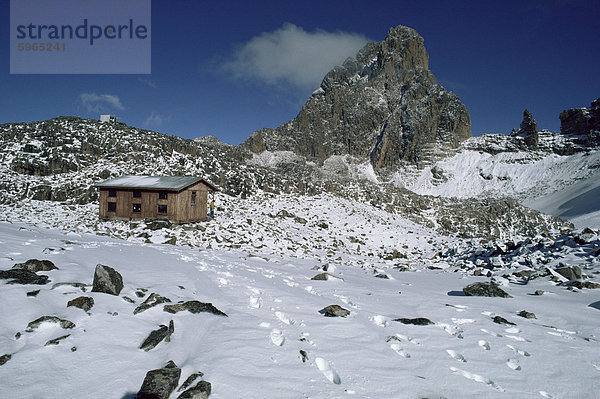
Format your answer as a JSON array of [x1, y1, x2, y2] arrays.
[[94, 175, 217, 223]]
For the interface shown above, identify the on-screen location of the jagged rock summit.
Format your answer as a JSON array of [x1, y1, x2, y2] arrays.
[[243, 25, 471, 172]]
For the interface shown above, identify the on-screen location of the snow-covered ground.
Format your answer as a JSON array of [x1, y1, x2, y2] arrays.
[[400, 136, 600, 230], [1, 195, 599, 398]]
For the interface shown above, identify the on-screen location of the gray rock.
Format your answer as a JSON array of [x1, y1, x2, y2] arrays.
[[26, 316, 75, 332], [574, 227, 597, 244], [311, 272, 342, 281], [27, 290, 40, 297], [393, 317, 433, 326], [92, 264, 123, 295], [51, 282, 88, 291], [517, 310, 536, 319], [145, 219, 172, 231], [492, 316, 516, 326], [462, 282, 512, 298], [139, 320, 174, 351], [570, 281, 600, 289], [319, 305, 350, 317], [136, 360, 181, 399], [555, 265, 582, 281], [45, 334, 70, 346], [0, 354, 11, 365], [163, 301, 227, 317], [12, 259, 58, 272], [0, 269, 49, 285], [534, 290, 544, 296], [177, 381, 211, 399], [67, 296, 94, 312], [178, 372, 205, 392], [134, 293, 172, 315]]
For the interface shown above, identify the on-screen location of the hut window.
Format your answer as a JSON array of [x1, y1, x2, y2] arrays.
[[108, 189, 116, 197], [158, 204, 167, 214], [159, 191, 168, 200], [132, 203, 141, 213], [133, 190, 142, 198], [191, 191, 196, 205], [107, 202, 116, 212]]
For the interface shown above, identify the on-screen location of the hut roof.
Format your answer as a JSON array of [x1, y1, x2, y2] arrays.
[[94, 175, 217, 192]]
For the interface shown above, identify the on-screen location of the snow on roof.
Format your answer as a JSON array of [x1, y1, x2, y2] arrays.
[[94, 175, 216, 191]]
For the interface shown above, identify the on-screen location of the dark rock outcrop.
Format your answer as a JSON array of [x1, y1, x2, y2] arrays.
[[163, 301, 227, 317], [512, 109, 538, 149], [139, 320, 175, 351], [136, 360, 181, 399], [493, 316, 516, 326], [67, 296, 95, 312], [134, 293, 172, 315], [178, 372, 205, 392], [0, 269, 49, 285], [517, 310, 536, 319], [393, 317, 433, 325], [560, 98, 600, 146], [319, 304, 350, 317], [555, 265, 582, 281], [177, 381, 211, 399], [26, 316, 75, 332], [242, 25, 471, 172], [462, 282, 512, 298], [92, 264, 124, 296], [12, 259, 58, 273], [0, 354, 11, 365]]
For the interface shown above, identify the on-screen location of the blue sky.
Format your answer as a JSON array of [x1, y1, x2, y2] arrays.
[[1, 0, 599, 144]]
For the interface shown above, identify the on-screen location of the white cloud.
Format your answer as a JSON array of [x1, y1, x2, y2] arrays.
[[143, 112, 170, 129], [79, 93, 125, 113], [223, 23, 369, 90]]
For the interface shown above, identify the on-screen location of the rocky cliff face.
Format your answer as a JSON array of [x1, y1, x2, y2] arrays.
[[560, 98, 600, 146], [243, 26, 471, 172]]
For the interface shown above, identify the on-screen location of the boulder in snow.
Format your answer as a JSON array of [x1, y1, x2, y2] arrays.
[[12, 259, 58, 273], [136, 360, 181, 399], [163, 301, 227, 317], [177, 380, 211, 399], [555, 265, 582, 281], [139, 320, 174, 351], [92, 264, 124, 296], [462, 282, 512, 298], [0, 269, 49, 285], [319, 305, 350, 317], [67, 296, 94, 312]]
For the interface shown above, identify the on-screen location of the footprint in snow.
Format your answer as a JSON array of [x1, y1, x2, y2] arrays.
[[539, 391, 558, 398], [478, 340, 490, 350], [438, 323, 464, 339], [506, 358, 521, 371], [315, 357, 341, 384], [446, 304, 469, 312], [249, 296, 262, 309], [274, 311, 293, 325], [480, 328, 502, 338], [449, 367, 504, 392], [387, 333, 420, 345], [446, 349, 466, 362], [506, 344, 530, 357], [390, 343, 410, 358], [270, 329, 285, 346]]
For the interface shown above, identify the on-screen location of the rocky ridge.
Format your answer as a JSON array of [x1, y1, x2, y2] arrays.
[[243, 25, 471, 173]]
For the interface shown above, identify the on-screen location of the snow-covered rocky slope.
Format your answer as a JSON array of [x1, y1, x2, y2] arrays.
[[1, 197, 599, 398], [397, 131, 600, 229]]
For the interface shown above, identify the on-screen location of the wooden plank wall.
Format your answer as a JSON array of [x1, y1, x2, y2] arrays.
[[99, 182, 212, 223]]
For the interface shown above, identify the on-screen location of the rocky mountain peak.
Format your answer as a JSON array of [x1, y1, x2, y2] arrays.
[[243, 25, 471, 174], [511, 109, 539, 149]]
